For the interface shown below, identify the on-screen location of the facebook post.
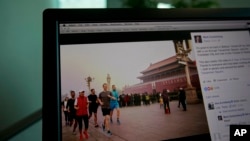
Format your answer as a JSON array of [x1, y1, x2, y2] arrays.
[[191, 31, 250, 141]]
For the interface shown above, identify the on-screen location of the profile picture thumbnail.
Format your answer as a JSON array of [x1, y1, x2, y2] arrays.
[[208, 102, 214, 110], [218, 115, 223, 121], [194, 35, 202, 43]]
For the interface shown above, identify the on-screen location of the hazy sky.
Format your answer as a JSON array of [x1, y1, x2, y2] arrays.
[[60, 40, 195, 96]]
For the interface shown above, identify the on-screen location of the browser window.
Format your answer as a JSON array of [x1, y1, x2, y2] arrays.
[[58, 19, 250, 141]]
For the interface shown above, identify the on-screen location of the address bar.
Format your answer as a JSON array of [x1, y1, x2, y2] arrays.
[[60, 21, 250, 34]]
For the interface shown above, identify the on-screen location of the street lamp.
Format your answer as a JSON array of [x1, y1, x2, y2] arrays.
[[174, 40, 192, 88], [107, 73, 111, 91], [85, 76, 94, 92], [173, 40, 200, 104]]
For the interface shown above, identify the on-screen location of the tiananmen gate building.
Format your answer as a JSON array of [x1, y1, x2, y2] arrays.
[[123, 55, 200, 94]]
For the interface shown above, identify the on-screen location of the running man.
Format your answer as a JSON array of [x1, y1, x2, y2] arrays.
[[67, 90, 78, 134], [62, 97, 69, 126], [98, 83, 116, 135], [74, 90, 89, 140], [110, 84, 121, 124], [88, 88, 99, 127]]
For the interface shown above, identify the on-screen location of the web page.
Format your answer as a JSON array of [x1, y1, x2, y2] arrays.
[[59, 20, 250, 141], [191, 31, 250, 141]]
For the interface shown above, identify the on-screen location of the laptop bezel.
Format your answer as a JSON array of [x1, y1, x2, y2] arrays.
[[43, 8, 250, 141]]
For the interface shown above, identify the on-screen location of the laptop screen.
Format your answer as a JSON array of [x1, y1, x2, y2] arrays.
[[43, 8, 250, 141]]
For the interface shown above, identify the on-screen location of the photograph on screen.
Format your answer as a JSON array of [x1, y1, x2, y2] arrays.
[[60, 40, 209, 141]]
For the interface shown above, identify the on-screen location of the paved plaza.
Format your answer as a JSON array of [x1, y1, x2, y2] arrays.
[[62, 101, 209, 141]]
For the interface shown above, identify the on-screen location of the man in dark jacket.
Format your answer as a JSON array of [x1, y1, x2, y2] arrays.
[[162, 89, 170, 114], [179, 88, 187, 111]]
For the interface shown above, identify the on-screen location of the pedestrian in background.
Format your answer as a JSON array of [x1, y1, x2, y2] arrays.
[[179, 87, 187, 111], [162, 89, 170, 114]]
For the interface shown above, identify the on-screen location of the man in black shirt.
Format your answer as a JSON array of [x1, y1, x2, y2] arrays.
[[88, 89, 99, 127], [67, 90, 78, 134], [179, 88, 187, 111]]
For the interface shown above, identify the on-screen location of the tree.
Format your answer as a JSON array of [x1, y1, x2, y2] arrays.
[[122, 0, 158, 8], [171, 0, 220, 8]]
